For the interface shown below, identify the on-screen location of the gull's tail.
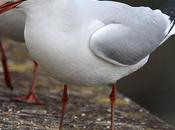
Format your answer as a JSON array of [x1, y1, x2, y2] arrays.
[[160, 18, 175, 45], [167, 19, 175, 36]]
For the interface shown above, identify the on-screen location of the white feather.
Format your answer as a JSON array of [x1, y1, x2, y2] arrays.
[[9, 0, 174, 86]]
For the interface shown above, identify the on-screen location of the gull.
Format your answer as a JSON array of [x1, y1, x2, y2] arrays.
[[0, 6, 43, 105], [0, 0, 175, 130]]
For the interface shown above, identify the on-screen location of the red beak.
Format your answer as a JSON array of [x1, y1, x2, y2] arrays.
[[0, 0, 24, 14]]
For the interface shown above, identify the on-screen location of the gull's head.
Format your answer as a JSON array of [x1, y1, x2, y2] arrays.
[[0, 0, 26, 14]]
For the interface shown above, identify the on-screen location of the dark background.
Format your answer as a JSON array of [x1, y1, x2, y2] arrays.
[[119, 36, 175, 126], [103, 0, 175, 126]]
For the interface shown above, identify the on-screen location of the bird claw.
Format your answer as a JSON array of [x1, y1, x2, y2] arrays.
[[12, 92, 44, 105]]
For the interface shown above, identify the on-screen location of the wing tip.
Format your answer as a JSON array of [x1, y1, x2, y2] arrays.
[[166, 19, 175, 36], [170, 20, 175, 35]]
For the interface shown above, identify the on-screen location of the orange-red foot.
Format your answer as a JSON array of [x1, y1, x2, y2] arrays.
[[12, 92, 44, 105]]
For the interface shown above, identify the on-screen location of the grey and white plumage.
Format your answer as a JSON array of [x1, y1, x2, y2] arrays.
[[89, 2, 174, 65], [5, 0, 175, 87]]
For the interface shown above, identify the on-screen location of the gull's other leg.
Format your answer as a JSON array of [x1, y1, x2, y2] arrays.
[[0, 40, 13, 90], [59, 84, 69, 130], [109, 84, 117, 130]]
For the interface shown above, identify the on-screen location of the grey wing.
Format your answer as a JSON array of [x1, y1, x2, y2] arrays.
[[89, 24, 163, 65]]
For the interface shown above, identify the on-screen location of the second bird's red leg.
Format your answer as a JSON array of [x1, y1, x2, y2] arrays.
[[0, 40, 13, 90], [13, 61, 44, 105], [59, 84, 69, 130], [109, 84, 117, 130]]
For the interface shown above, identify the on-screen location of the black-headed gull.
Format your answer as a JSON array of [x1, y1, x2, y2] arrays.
[[0, 7, 43, 105], [0, 0, 175, 129]]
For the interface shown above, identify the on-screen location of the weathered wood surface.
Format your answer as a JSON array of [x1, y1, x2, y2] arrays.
[[0, 40, 174, 130]]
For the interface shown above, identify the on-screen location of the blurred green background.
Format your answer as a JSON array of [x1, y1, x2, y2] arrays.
[[104, 0, 175, 126]]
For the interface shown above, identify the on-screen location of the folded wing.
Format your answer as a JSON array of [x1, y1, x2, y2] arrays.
[[90, 24, 164, 66]]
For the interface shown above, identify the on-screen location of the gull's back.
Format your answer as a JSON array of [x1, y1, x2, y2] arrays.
[[77, 0, 174, 65], [0, 9, 25, 42]]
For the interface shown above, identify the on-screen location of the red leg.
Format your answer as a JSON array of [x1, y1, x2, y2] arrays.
[[109, 84, 117, 130], [0, 40, 13, 90], [13, 61, 44, 105], [59, 84, 69, 130]]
